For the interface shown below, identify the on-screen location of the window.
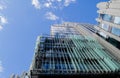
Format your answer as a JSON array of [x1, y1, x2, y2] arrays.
[[107, 37, 120, 49], [114, 16, 120, 24], [42, 63, 49, 69], [100, 14, 104, 19], [111, 27, 120, 36], [55, 64, 60, 69], [101, 24, 109, 31], [102, 14, 112, 22], [99, 32, 108, 38]]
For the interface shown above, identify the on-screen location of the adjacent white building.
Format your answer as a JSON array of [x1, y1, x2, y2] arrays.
[[95, 0, 120, 49]]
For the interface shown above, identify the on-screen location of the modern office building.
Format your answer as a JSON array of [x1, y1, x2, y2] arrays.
[[95, 0, 120, 49], [29, 22, 120, 78], [11, 0, 120, 78]]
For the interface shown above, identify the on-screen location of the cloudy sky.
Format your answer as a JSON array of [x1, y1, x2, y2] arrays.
[[0, 0, 108, 77]]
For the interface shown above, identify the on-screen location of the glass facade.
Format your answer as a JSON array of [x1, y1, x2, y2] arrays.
[[114, 16, 120, 25], [111, 27, 120, 36], [101, 24, 109, 31], [30, 23, 120, 78], [30, 35, 120, 76]]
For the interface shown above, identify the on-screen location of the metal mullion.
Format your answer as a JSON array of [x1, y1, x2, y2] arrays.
[[72, 38, 81, 58], [82, 48, 88, 59], [48, 38, 51, 71], [74, 40, 83, 59], [85, 41, 90, 49], [90, 42, 94, 48], [81, 59, 89, 73], [72, 40, 85, 72], [92, 42, 96, 48], [78, 59, 85, 72], [51, 38, 54, 71], [85, 49, 91, 59], [92, 49, 100, 59], [76, 36, 87, 72], [89, 49, 96, 59], [88, 49, 94, 59], [98, 60, 108, 72], [73, 47, 81, 72], [73, 38, 82, 65], [101, 60, 112, 72], [101, 50, 112, 59], [94, 48, 104, 59], [90, 60, 100, 73], [55, 37, 62, 71], [87, 49, 92, 59], [77, 48, 83, 59], [64, 50, 71, 73], [65, 38, 77, 73], [87, 59, 96, 73], [72, 38, 82, 72], [93, 59, 104, 73], [112, 60, 120, 70], [55, 38, 60, 73], [98, 49, 108, 58], [74, 38, 85, 59], [57, 39, 63, 72], [65, 45, 73, 73], [65, 48, 71, 71], [104, 58, 118, 71], [60, 38, 68, 73], [63, 40, 71, 73], [83, 59, 91, 73]]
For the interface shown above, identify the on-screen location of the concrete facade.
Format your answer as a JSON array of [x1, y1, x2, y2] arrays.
[[95, 0, 120, 50]]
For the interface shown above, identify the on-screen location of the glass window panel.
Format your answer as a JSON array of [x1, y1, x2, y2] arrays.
[[42, 64, 49, 69], [114, 17, 120, 24], [62, 64, 66, 69], [103, 14, 112, 22], [99, 32, 108, 38], [101, 24, 109, 31], [55, 64, 60, 69], [100, 14, 104, 19], [111, 27, 120, 36]]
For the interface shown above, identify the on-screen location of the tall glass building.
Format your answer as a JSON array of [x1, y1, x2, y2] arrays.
[[29, 22, 120, 78], [95, 0, 120, 49]]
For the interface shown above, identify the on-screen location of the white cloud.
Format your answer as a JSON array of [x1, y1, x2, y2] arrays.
[[0, 16, 7, 24], [0, 61, 3, 73], [0, 5, 4, 10], [45, 12, 59, 20], [64, 0, 76, 6], [57, 0, 62, 2], [0, 0, 7, 10], [32, 0, 41, 9], [0, 25, 3, 30], [0, 16, 7, 30], [44, 2, 52, 8], [31, 0, 76, 21], [32, 0, 76, 9]]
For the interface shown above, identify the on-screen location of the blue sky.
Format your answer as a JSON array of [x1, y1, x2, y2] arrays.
[[0, 0, 108, 77]]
